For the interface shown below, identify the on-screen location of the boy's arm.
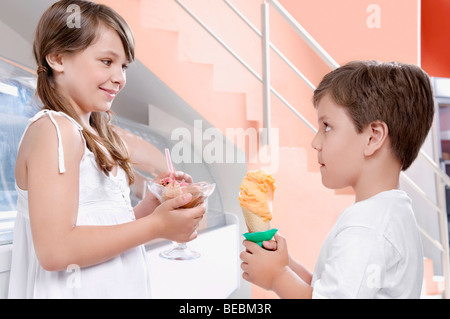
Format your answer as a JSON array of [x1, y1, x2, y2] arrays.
[[263, 239, 313, 285], [271, 266, 313, 299], [289, 257, 313, 285]]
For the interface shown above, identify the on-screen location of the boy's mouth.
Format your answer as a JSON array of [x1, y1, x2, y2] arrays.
[[318, 159, 325, 167]]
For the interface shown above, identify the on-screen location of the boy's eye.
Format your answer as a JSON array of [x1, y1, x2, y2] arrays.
[[323, 122, 331, 132], [122, 64, 129, 71], [102, 59, 112, 66]]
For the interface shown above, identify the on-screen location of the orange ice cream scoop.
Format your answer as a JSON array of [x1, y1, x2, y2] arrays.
[[238, 170, 276, 228]]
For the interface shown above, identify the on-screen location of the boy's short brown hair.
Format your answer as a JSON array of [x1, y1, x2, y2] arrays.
[[313, 60, 435, 171]]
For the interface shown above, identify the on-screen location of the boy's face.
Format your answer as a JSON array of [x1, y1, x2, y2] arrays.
[[311, 94, 367, 190]]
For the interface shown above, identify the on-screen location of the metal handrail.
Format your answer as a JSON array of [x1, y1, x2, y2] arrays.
[[174, 0, 448, 204], [174, 0, 317, 133], [265, 0, 449, 298], [174, 0, 262, 83], [401, 173, 445, 215], [419, 150, 450, 187], [222, 0, 316, 91], [174, 0, 450, 297], [267, 0, 450, 189], [267, 0, 339, 70], [176, 0, 450, 185]]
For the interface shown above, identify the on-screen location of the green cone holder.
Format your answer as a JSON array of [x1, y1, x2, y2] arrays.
[[242, 228, 278, 247]]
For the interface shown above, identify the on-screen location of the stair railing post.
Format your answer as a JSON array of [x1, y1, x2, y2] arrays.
[[261, 0, 271, 146]]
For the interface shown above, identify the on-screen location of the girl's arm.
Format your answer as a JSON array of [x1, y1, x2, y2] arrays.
[[113, 125, 190, 220], [24, 116, 204, 271], [113, 125, 167, 176]]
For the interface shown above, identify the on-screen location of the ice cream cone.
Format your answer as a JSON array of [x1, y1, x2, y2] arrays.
[[238, 169, 276, 233], [241, 207, 271, 233]]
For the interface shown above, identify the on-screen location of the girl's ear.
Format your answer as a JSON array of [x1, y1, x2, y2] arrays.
[[364, 120, 389, 157], [45, 53, 65, 73]]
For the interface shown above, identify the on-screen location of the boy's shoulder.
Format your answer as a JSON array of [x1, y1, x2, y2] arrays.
[[335, 190, 420, 253], [337, 190, 413, 232]]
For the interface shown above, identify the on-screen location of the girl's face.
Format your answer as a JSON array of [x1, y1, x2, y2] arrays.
[[311, 94, 367, 190], [55, 26, 129, 120]]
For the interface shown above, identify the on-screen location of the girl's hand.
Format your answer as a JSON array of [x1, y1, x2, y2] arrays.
[[148, 170, 193, 205], [135, 170, 193, 219], [156, 170, 193, 185], [150, 193, 206, 243], [240, 233, 289, 290]]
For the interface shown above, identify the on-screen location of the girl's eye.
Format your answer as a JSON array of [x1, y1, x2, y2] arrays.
[[323, 122, 331, 132], [102, 60, 112, 66], [122, 64, 129, 71]]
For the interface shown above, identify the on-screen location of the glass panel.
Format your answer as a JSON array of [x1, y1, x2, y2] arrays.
[[114, 116, 225, 229], [0, 56, 39, 245], [0, 55, 227, 246]]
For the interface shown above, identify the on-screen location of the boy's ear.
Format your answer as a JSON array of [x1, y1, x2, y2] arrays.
[[45, 53, 65, 73], [364, 120, 389, 157]]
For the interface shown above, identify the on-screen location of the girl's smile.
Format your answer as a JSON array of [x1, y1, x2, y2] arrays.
[[99, 87, 120, 100]]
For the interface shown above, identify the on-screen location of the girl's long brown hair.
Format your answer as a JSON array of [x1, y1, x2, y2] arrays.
[[33, 0, 135, 184]]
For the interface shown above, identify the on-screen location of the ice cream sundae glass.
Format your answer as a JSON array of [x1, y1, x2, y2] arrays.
[[148, 148, 215, 260], [148, 177, 215, 260]]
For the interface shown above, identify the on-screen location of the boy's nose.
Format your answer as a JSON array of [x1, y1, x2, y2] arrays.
[[311, 133, 321, 151]]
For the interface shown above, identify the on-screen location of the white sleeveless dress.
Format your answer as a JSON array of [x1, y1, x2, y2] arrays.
[[8, 110, 151, 298]]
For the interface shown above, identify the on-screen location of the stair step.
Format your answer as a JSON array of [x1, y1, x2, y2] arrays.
[[137, 0, 263, 124]]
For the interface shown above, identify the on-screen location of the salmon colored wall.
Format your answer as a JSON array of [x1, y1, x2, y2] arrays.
[[101, 0, 419, 299], [421, 0, 450, 78], [278, 0, 419, 65]]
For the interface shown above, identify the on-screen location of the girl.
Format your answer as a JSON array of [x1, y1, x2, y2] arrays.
[[8, 0, 205, 298]]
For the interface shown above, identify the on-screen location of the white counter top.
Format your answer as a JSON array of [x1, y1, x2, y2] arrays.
[[147, 223, 240, 298], [0, 213, 240, 299]]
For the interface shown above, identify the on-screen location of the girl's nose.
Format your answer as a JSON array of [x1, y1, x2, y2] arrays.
[[112, 66, 126, 88]]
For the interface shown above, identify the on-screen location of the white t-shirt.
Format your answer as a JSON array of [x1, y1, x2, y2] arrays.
[[311, 189, 424, 299]]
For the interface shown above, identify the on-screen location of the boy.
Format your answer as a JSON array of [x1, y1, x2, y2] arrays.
[[240, 61, 435, 298]]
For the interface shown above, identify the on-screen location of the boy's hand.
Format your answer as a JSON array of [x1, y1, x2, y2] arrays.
[[240, 233, 289, 290], [262, 238, 277, 251]]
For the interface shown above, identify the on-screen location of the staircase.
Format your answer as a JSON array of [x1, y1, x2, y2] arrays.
[[98, 0, 355, 298], [98, 0, 448, 298]]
